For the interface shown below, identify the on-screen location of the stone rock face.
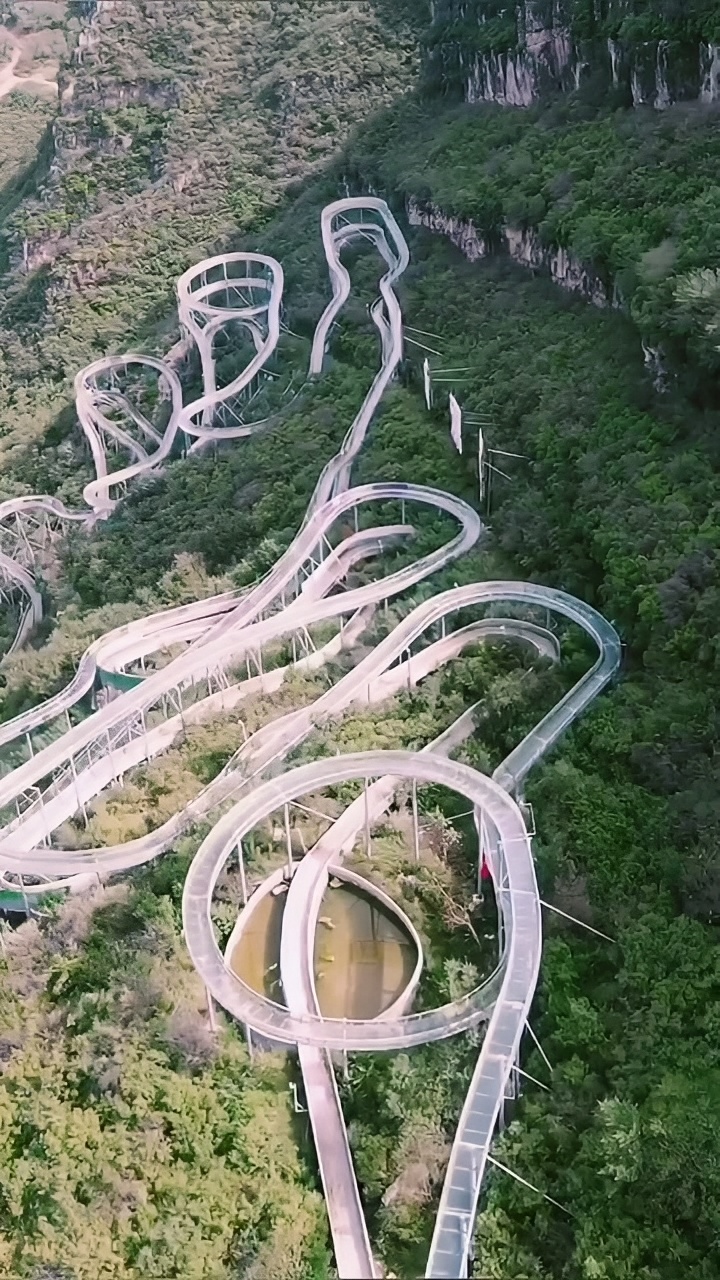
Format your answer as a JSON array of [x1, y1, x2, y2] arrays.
[[428, 0, 720, 109], [406, 195, 670, 391], [467, 1, 575, 106], [407, 197, 610, 308]]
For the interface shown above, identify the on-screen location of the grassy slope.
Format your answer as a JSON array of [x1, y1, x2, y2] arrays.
[[0, 875, 331, 1280], [0, 0, 64, 276]]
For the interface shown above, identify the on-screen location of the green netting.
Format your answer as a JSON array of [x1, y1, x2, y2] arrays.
[[97, 667, 144, 691], [0, 891, 28, 911]]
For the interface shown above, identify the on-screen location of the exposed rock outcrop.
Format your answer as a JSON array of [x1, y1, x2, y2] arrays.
[[407, 197, 610, 307], [70, 78, 180, 112], [407, 195, 671, 390], [429, 0, 720, 110], [467, 1, 574, 106]]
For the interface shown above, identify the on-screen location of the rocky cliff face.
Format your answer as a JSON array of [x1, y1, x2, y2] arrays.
[[426, 1, 720, 108], [406, 196, 674, 388], [407, 197, 612, 306]]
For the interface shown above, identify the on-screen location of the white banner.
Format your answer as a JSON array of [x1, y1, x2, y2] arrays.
[[478, 428, 485, 501], [423, 357, 432, 410], [449, 392, 462, 453]]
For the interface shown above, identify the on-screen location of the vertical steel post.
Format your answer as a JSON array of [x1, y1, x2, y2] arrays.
[[39, 789, 50, 848], [69, 753, 89, 829], [411, 778, 420, 862], [284, 803, 293, 878], [18, 874, 29, 920], [238, 841, 248, 906], [478, 809, 489, 899], [206, 987, 217, 1032]]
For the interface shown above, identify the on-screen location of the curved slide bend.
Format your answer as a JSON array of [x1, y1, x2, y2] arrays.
[[183, 579, 620, 1049], [182, 584, 618, 1280], [0, 483, 480, 881], [0, 198, 407, 744], [0, 244, 289, 657], [0, 496, 87, 661], [274, 620, 560, 1280], [0, 198, 621, 1279]]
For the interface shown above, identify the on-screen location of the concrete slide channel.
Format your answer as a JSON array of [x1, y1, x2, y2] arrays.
[[0, 198, 621, 1278]]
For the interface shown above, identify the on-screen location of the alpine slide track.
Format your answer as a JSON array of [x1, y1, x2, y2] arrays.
[[0, 198, 620, 1277]]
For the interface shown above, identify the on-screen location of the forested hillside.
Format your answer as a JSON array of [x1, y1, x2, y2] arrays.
[[0, 0, 424, 495], [0, 2, 719, 1279]]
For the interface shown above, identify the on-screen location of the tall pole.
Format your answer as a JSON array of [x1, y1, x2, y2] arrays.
[[284, 803, 293, 878], [478, 810, 489, 897], [237, 841, 248, 906], [19, 874, 29, 920], [411, 778, 420, 863], [364, 778, 371, 857], [69, 754, 89, 829], [36, 788, 48, 847]]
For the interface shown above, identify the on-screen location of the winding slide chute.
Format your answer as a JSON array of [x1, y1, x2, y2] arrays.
[[0, 199, 620, 1279]]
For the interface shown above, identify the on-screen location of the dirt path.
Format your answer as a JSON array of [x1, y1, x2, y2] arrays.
[[0, 26, 57, 100]]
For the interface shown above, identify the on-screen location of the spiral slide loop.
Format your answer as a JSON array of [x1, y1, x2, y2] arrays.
[[0, 200, 620, 1279]]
